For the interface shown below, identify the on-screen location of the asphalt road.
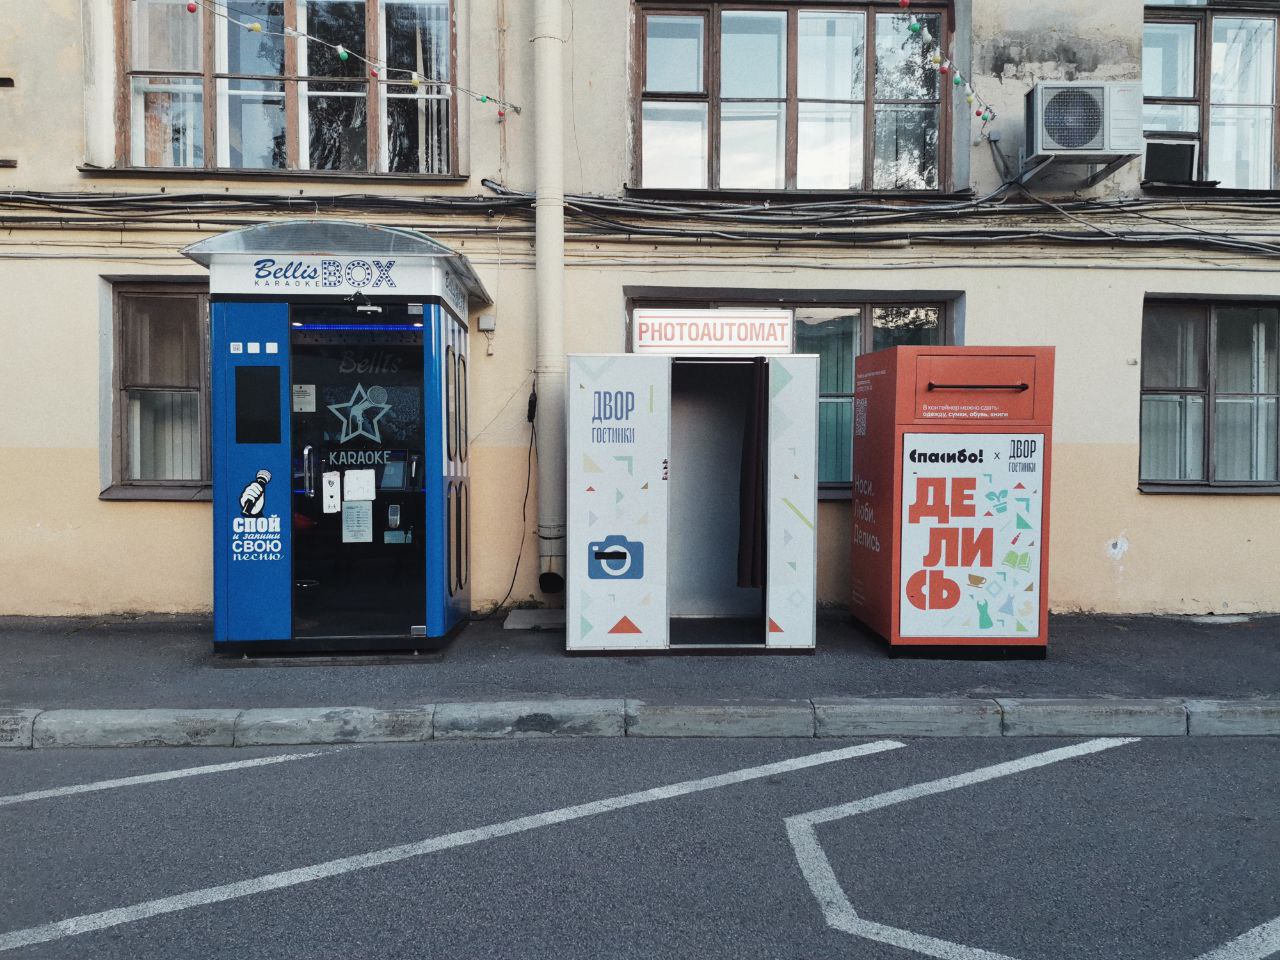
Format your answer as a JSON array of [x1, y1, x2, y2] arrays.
[[4, 613, 1280, 708], [3, 737, 1278, 959]]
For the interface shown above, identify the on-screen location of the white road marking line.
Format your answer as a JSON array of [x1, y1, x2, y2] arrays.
[[786, 738, 1141, 960], [0, 752, 329, 808], [1195, 918, 1280, 960], [0, 739, 905, 952]]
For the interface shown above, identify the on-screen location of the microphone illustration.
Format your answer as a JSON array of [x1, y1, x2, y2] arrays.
[[239, 470, 272, 517]]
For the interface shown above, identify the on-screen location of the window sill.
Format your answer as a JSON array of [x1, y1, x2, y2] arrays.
[[1138, 482, 1280, 496], [1141, 181, 1280, 199], [818, 486, 852, 502], [100, 484, 212, 503], [78, 164, 471, 185], [623, 186, 973, 204]]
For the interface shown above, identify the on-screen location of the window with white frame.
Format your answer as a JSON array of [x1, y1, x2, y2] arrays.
[[121, 0, 454, 174], [1143, 2, 1278, 188]]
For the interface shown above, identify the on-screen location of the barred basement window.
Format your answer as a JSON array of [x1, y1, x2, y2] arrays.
[[119, 0, 455, 174]]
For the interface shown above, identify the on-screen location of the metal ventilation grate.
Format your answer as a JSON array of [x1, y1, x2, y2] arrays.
[[1042, 87, 1104, 150]]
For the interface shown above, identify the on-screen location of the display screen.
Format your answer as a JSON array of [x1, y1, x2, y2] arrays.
[[381, 460, 407, 490], [235, 366, 281, 444]]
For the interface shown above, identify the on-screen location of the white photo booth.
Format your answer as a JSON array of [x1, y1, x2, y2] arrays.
[[566, 310, 819, 652]]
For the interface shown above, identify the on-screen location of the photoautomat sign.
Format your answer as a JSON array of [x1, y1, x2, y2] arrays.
[[631, 308, 793, 355], [899, 433, 1044, 639]]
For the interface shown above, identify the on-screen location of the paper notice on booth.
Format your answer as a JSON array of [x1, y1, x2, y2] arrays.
[[341, 501, 373, 543], [321, 471, 341, 514], [343, 469, 376, 501], [292, 384, 316, 413]]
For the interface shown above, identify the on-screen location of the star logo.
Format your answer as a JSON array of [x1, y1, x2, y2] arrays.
[[328, 383, 392, 444]]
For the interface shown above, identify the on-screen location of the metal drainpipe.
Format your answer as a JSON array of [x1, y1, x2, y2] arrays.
[[532, 0, 567, 595]]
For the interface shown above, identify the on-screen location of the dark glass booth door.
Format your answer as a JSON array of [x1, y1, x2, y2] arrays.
[[290, 308, 426, 640]]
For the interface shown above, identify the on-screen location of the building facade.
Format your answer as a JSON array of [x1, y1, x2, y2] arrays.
[[1, 0, 1278, 618]]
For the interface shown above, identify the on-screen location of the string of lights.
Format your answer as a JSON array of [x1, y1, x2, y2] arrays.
[[186, 0, 522, 116], [898, 0, 998, 126]]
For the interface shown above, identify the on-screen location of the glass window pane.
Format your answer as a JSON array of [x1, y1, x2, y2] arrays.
[[306, 85, 368, 170], [387, 94, 451, 173], [132, 0, 202, 72], [224, 1, 284, 74], [221, 80, 286, 169], [1214, 397, 1278, 480], [873, 104, 938, 189], [128, 390, 201, 481], [871, 305, 942, 351], [798, 103, 865, 189], [875, 13, 939, 101], [795, 310, 861, 394], [1215, 306, 1279, 393], [1209, 106, 1274, 189], [1142, 302, 1205, 389], [641, 101, 707, 188], [646, 15, 704, 93], [122, 295, 202, 387], [131, 76, 204, 168], [386, 0, 450, 85], [818, 399, 853, 484], [721, 11, 786, 99], [720, 101, 785, 189], [1143, 22, 1197, 99], [799, 12, 865, 100], [1143, 103, 1200, 133], [1211, 18, 1275, 105], [1140, 394, 1205, 480], [301, 0, 366, 77]]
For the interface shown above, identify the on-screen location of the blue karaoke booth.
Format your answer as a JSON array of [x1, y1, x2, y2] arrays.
[[183, 220, 490, 653]]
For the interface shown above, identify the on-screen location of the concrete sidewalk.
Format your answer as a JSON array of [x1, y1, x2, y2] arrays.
[[3, 612, 1279, 710], [0, 611, 1277, 746]]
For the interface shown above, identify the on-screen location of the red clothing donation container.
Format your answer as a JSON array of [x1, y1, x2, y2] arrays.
[[849, 346, 1055, 650]]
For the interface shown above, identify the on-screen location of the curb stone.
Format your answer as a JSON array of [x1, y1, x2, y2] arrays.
[[625, 699, 815, 738], [434, 699, 624, 738], [235, 706, 435, 746], [997, 698, 1187, 737], [814, 698, 1001, 737], [32, 709, 240, 748], [4, 699, 1280, 747], [1185, 699, 1280, 736], [0, 709, 40, 748]]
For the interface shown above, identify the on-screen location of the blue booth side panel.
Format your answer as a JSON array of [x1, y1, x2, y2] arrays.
[[423, 304, 448, 637], [211, 301, 293, 643]]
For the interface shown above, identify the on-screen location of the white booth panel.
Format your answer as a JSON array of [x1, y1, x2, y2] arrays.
[[766, 355, 819, 649], [567, 355, 671, 650]]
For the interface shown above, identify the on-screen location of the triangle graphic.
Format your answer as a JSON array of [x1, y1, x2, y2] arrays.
[[583, 456, 602, 473], [586, 486, 596, 493], [637, 513, 648, 526], [580, 616, 593, 637], [641, 482, 649, 490], [770, 363, 794, 397], [1025, 582, 1035, 592], [1014, 482, 1026, 490], [768, 618, 785, 633], [1016, 620, 1028, 633], [788, 561, 797, 571], [615, 490, 624, 504], [984, 510, 994, 517], [588, 511, 598, 526], [783, 529, 794, 545], [1016, 514, 1033, 530], [608, 616, 643, 635]]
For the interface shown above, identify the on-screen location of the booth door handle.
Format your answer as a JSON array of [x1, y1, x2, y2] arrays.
[[927, 382, 1030, 392], [302, 444, 317, 498]]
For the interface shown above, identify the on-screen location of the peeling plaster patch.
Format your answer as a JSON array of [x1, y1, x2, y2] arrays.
[[977, 33, 1138, 82], [1106, 535, 1129, 561]]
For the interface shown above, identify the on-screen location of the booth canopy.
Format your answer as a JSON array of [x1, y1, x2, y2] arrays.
[[182, 219, 492, 308]]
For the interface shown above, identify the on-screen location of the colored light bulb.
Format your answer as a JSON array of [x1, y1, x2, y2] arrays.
[[337, 45, 349, 61], [186, 1, 197, 11], [908, 20, 921, 34]]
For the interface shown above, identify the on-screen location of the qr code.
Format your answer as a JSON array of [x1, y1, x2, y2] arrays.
[[854, 397, 869, 437]]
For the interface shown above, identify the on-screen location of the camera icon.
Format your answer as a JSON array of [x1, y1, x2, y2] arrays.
[[588, 535, 645, 580]]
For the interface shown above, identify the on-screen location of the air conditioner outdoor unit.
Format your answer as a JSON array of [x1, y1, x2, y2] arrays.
[[1023, 81, 1144, 164]]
